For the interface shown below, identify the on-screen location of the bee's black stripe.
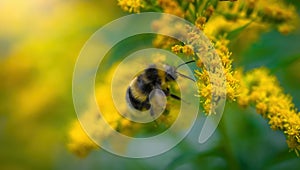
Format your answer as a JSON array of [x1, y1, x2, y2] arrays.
[[144, 66, 161, 85], [136, 76, 153, 94], [145, 67, 158, 80], [127, 87, 151, 111]]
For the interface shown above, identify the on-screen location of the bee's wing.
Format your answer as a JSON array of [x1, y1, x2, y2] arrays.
[[149, 89, 167, 116]]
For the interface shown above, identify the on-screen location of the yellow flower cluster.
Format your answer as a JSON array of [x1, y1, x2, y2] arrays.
[[157, 0, 184, 17], [171, 44, 195, 56], [68, 121, 99, 158], [237, 68, 300, 156], [117, 0, 144, 13], [153, 35, 178, 49], [77, 0, 300, 158], [216, 0, 298, 34], [118, 0, 298, 36], [68, 64, 135, 157], [195, 16, 207, 31], [161, 17, 239, 115], [213, 38, 239, 101], [158, 21, 237, 115], [151, 12, 239, 115], [194, 36, 239, 115]]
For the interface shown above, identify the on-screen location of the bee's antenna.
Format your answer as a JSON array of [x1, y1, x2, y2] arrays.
[[174, 60, 196, 82], [176, 72, 196, 82], [175, 60, 195, 70]]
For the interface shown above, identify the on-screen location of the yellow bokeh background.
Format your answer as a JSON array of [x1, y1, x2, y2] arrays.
[[1, 0, 300, 169], [0, 0, 122, 169]]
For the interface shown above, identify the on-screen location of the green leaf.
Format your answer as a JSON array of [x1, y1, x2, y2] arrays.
[[165, 149, 222, 170], [270, 54, 300, 73], [227, 21, 253, 40]]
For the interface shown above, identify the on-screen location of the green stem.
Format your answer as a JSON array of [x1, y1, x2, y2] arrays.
[[194, 0, 199, 19], [219, 117, 240, 170]]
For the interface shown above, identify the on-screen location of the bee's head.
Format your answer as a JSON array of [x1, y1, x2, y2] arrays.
[[162, 60, 196, 82], [164, 65, 178, 81]]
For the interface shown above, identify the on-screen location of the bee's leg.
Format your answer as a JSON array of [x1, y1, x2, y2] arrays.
[[150, 107, 155, 116], [150, 108, 159, 127], [170, 94, 190, 104], [170, 94, 181, 100], [162, 103, 170, 115], [162, 87, 170, 96]]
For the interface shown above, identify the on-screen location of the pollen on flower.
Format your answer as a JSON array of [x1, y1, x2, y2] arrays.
[[205, 5, 214, 19], [256, 102, 268, 115], [195, 16, 207, 31], [182, 45, 194, 56], [168, 25, 239, 115], [171, 44, 194, 56], [171, 45, 182, 54], [117, 0, 144, 13]]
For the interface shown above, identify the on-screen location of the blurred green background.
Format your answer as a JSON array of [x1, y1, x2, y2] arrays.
[[0, 0, 300, 169]]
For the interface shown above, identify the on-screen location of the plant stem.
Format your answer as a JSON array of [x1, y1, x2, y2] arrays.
[[219, 117, 241, 170]]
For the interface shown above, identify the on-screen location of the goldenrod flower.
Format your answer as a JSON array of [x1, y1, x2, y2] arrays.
[[117, 0, 144, 13], [195, 16, 207, 31], [216, 0, 298, 34], [67, 121, 99, 158], [157, 0, 184, 17], [171, 44, 194, 56], [170, 25, 239, 115], [237, 68, 300, 156], [153, 35, 178, 49], [106, 0, 300, 158], [68, 64, 137, 157]]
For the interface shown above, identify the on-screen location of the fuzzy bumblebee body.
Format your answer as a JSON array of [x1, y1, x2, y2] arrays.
[[126, 64, 178, 114], [126, 60, 195, 117]]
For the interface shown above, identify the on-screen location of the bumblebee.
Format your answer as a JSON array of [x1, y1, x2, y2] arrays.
[[126, 60, 195, 117]]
